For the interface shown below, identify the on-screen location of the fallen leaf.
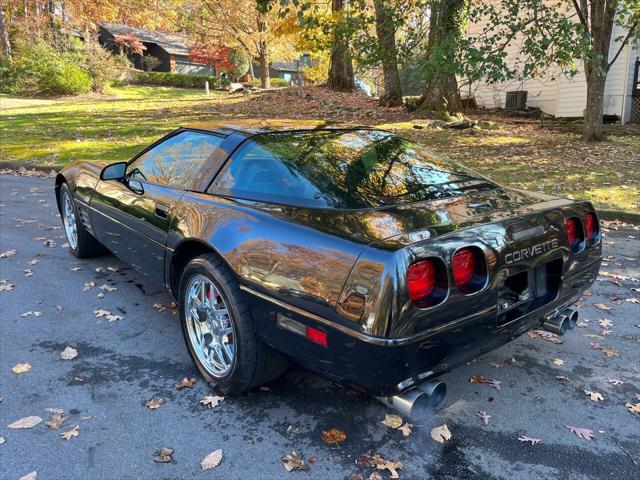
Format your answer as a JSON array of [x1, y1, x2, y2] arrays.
[[200, 395, 224, 409], [282, 451, 308, 472], [153, 447, 174, 463], [398, 423, 413, 436], [553, 358, 565, 366], [371, 455, 403, 479], [23, 269, 33, 277], [83, 281, 95, 291], [0, 436, 4, 445], [60, 346, 78, 360], [8, 416, 43, 429], [626, 298, 639, 304], [94, 309, 110, 317], [626, 403, 640, 414], [321, 427, 347, 444], [19, 472, 37, 480], [20, 311, 42, 317], [308, 455, 317, 464], [60, 424, 80, 440], [176, 377, 196, 389], [12, 362, 32, 374], [606, 378, 625, 385], [597, 319, 613, 328], [470, 375, 488, 384], [477, 411, 491, 425], [201, 449, 223, 470], [556, 375, 570, 381], [0, 280, 15, 292], [594, 303, 611, 311], [486, 379, 501, 391], [431, 424, 452, 444], [590, 343, 620, 357], [145, 398, 165, 410], [584, 390, 604, 402], [105, 314, 122, 322], [489, 362, 503, 368], [565, 425, 594, 441], [528, 329, 563, 344], [381, 414, 403, 429], [153, 303, 167, 312], [0, 249, 16, 258], [45, 411, 69, 430], [99, 284, 117, 292], [518, 435, 541, 445]]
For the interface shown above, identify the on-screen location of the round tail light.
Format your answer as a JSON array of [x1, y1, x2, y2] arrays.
[[407, 259, 447, 308], [452, 247, 487, 295]]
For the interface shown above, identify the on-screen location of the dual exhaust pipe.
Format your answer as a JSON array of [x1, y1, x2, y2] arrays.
[[543, 308, 578, 335], [376, 380, 446, 418]]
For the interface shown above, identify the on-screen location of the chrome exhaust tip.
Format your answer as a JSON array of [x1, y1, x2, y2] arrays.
[[543, 313, 570, 335], [562, 308, 578, 329], [375, 380, 446, 418]]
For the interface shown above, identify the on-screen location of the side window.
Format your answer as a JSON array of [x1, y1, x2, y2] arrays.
[[128, 131, 223, 189]]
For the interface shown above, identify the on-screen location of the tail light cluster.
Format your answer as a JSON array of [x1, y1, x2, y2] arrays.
[[565, 212, 600, 252], [407, 246, 488, 308]]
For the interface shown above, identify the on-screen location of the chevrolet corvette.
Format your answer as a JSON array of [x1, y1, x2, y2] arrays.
[[55, 121, 602, 415]]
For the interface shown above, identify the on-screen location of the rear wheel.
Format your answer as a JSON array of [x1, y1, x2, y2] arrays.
[[178, 254, 288, 394], [59, 184, 105, 258]]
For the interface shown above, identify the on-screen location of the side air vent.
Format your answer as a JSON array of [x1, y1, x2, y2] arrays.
[[77, 206, 93, 233]]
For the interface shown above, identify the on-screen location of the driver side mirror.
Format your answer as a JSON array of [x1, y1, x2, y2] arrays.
[[100, 162, 127, 181]]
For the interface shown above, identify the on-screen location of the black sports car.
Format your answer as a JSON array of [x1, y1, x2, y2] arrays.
[[55, 121, 601, 416]]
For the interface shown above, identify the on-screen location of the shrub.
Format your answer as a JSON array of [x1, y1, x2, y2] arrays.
[[132, 71, 230, 89], [270, 77, 291, 87], [77, 37, 129, 92]]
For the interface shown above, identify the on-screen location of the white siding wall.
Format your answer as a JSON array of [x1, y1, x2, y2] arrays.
[[467, 5, 635, 122]]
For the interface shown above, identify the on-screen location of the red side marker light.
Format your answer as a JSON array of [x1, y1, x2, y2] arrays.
[[306, 326, 327, 347], [407, 260, 436, 302]]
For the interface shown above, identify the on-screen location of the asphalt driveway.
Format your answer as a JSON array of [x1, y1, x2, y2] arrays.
[[1, 173, 639, 480]]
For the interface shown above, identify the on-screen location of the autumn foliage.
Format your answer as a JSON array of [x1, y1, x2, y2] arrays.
[[113, 33, 146, 56], [188, 43, 233, 73]]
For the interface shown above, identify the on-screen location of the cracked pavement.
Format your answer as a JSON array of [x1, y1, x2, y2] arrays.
[[0, 173, 639, 479]]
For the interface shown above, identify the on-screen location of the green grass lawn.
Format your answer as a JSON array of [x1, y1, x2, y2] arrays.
[[1, 85, 638, 213]]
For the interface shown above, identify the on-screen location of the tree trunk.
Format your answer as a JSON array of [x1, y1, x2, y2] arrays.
[[257, 14, 270, 89], [580, 0, 616, 141], [373, 0, 402, 106], [420, 0, 466, 114], [0, 0, 11, 65], [327, 0, 355, 91]]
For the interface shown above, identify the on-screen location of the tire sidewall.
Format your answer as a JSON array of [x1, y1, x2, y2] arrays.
[[178, 256, 254, 394]]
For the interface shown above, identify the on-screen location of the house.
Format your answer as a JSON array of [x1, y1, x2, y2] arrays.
[[253, 54, 312, 85], [466, 10, 640, 124], [98, 22, 213, 76]]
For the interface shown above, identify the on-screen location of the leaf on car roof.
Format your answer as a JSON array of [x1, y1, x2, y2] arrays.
[[175, 377, 196, 389], [430, 424, 452, 444], [565, 425, 594, 441], [201, 449, 223, 470]]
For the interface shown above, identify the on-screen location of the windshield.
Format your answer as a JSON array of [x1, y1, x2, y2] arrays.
[[211, 129, 496, 209]]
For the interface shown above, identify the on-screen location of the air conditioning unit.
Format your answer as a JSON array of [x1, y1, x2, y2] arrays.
[[505, 91, 528, 110]]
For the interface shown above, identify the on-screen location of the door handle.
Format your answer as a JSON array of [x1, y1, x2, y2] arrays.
[[155, 202, 170, 218]]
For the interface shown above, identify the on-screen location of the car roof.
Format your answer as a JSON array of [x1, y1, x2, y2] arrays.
[[182, 119, 376, 137]]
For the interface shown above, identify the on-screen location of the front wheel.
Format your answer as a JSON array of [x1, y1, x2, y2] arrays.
[[178, 254, 288, 395], [59, 184, 105, 258]]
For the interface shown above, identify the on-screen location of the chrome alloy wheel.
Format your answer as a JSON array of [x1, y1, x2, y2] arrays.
[[185, 274, 236, 377], [62, 191, 78, 250]]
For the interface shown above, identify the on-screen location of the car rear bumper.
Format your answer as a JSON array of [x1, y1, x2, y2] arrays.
[[247, 256, 600, 396]]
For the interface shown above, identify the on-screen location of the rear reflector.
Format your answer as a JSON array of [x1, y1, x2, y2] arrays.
[[453, 247, 487, 295], [407, 260, 436, 302], [306, 326, 327, 347]]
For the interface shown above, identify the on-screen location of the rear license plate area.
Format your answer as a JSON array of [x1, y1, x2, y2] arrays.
[[497, 258, 563, 323]]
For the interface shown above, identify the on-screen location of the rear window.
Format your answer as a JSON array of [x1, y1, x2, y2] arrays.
[[210, 129, 496, 209]]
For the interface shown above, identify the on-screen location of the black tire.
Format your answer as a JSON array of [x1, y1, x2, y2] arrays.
[[59, 184, 106, 259], [178, 254, 288, 394]]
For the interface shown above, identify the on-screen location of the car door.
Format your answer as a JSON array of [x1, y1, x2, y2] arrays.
[[90, 130, 225, 286]]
